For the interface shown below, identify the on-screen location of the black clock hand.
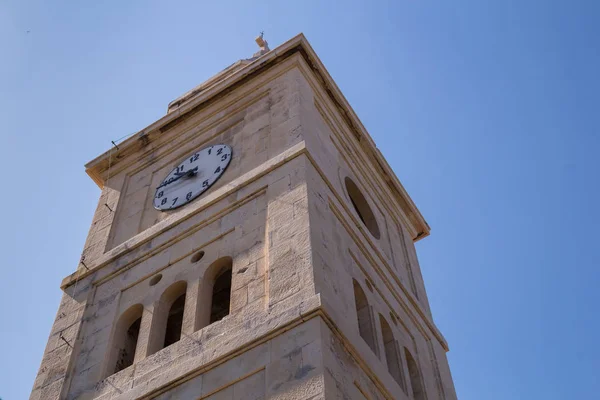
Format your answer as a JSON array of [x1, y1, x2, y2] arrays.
[[173, 168, 193, 177], [174, 166, 198, 177], [156, 175, 183, 190], [157, 167, 198, 189]]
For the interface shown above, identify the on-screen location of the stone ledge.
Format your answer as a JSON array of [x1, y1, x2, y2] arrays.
[[62, 141, 308, 290], [94, 294, 323, 400], [83, 295, 409, 400], [84, 33, 429, 244]]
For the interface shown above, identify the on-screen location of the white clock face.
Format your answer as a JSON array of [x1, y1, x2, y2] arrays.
[[153, 144, 232, 211]]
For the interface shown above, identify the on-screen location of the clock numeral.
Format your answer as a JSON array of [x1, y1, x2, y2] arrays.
[[157, 191, 164, 198], [176, 165, 185, 174], [208, 148, 212, 155], [221, 154, 228, 161], [214, 166, 221, 174], [161, 198, 168, 206], [202, 179, 209, 188], [217, 147, 223, 156], [171, 197, 178, 206], [189, 153, 199, 163], [186, 191, 193, 201]]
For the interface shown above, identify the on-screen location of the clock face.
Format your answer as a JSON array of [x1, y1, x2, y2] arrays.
[[153, 144, 232, 211]]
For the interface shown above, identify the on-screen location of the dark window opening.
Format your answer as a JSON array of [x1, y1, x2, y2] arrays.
[[113, 313, 141, 374], [405, 348, 426, 400], [163, 294, 185, 348], [191, 250, 205, 263], [350, 196, 367, 226], [353, 279, 377, 355], [345, 177, 380, 239], [380, 315, 406, 394], [210, 268, 232, 323]]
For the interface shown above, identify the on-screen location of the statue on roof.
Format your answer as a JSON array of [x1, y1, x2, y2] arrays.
[[253, 32, 270, 57]]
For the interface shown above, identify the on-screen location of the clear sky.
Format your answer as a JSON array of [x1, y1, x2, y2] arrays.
[[1, 1, 599, 399]]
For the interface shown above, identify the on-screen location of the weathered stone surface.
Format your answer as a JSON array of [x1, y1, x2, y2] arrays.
[[31, 34, 456, 400]]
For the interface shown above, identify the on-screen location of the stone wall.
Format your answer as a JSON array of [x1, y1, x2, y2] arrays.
[[31, 40, 456, 400]]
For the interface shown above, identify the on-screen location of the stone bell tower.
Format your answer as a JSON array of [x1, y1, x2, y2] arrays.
[[31, 34, 457, 400]]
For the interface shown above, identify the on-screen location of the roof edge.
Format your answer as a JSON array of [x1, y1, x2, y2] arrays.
[[84, 33, 430, 240]]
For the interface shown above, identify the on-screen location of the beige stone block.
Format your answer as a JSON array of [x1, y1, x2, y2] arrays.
[[301, 339, 323, 370], [126, 170, 153, 195], [232, 370, 266, 400], [201, 344, 269, 396], [267, 370, 324, 400], [269, 318, 320, 361], [268, 263, 299, 305], [231, 285, 248, 312], [123, 185, 150, 219], [232, 261, 258, 291], [269, 221, 309, 248], [248, 276, 265, 304], [152, 374, 203, 400], [110, 209, 143, 248], [88, 212, 113, 235], [234, 231, 265, 268], [206, 385, 234, 400], [239, 209, 267, 237], [267, 174, 291, 198], [243, 111, 271, 136], [266, 345, 302, 391], [35, 379, 64, 400]]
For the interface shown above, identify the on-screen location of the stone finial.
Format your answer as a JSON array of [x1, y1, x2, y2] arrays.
[[253, 32, 270, 57]]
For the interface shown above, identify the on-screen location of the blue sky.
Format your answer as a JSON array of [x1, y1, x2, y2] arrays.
[[1, 1, 599, 399]]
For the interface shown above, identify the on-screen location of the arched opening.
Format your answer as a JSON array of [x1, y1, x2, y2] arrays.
[[353, 279, 377, 355], [404, 348, 426, 400], [107, 304, 143, 376], [345, 177, 380, 239], [379, 314, 406, 394], [163, 293, 185, 348], [196, 257, 233, 331], [148, 281, 187, 355], [210, 268, 232, 323]]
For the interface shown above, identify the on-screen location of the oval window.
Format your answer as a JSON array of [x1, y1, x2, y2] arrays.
[[191, 250, 205, 263], [345, 177, 380, 239]]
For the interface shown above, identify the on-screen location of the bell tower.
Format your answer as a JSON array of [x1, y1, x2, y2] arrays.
[[31, 34, 457, 400]]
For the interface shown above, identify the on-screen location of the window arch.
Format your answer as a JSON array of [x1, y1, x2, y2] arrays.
[[345, 177, 380, 239], [106, 304, 143, 376], [404, 348, 426, 400], [353, 279, 378, 355], [196, 257, 233, 331], [210, 268, 232, 323], [148, 281, 187, 355], [379, 314, 407, 394], [164, 292, 186, 348]]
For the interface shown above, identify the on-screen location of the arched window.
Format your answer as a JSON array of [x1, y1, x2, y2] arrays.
[[210, 268, 232, 323], [353, 279, 378, 355], [148, 281, 187, 355], [164, 292, 186, 348], [196, 257, 233, 331], [379, 314, 406, 394], [107, 304, 143, 376], [345, 177, 380, 239], [404, 348, 426, 400]]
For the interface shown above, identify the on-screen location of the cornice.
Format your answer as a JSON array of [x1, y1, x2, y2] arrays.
[[98, 302, 400, 400], [84, 33, 429, 241]]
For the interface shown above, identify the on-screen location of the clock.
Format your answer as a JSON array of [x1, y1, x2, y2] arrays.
[[153, 144, 232, 211]]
